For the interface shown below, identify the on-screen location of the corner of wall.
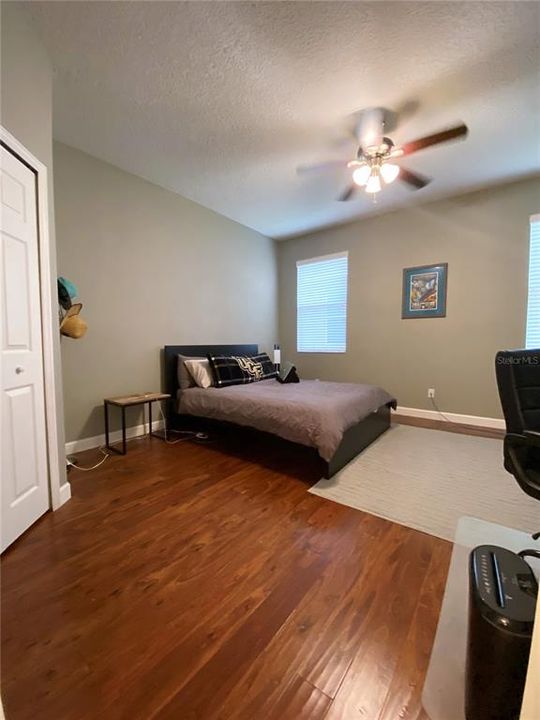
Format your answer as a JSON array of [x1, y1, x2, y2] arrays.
[[1, 1, 68, 492]]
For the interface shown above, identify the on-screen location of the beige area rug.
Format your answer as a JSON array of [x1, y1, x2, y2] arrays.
[[310, 424, 540, 541]]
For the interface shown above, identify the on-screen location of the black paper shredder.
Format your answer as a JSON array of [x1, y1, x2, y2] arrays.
[[465, 545, 537, 720]]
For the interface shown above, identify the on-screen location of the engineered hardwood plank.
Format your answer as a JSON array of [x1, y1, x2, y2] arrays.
[[99, 523, 328, 718], [229, 673, 333, 720], [322, 528, 438, 720], [150, 549, 328, 720], [1, 434, 450, 720], [377, 541, 451, 720], [5, 491, 312, 718], [215, 513, 394, 715]]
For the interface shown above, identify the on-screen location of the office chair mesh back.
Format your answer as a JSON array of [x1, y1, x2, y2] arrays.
[[496, 349, 540, 433], [495, 349, 540, 501]]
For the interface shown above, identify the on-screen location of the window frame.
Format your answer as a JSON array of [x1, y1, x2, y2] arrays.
[[526, 213, 540, 350], [296, 250, 349, 354]]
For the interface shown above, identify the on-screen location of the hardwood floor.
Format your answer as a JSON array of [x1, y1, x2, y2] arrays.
[[1, 431, 451, 720]]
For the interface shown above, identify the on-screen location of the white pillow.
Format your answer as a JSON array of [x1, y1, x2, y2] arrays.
[[177, 354, 203, 390], [184, 359, 214, 389]]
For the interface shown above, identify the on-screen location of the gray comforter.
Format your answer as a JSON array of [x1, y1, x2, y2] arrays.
[[178, 379, 395, 461]]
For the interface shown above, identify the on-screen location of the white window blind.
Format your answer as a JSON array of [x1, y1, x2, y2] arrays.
[[526, 215, 540, 348], [297, 252, 348, 353]]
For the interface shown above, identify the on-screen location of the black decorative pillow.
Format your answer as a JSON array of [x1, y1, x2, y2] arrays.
[[207, 353, 277, 388], [250, 353, 277, 379]]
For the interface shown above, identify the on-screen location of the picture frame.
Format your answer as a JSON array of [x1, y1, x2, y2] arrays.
[[402, 263, 448, 319]]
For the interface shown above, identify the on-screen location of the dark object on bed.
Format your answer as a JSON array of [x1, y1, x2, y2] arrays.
[[495, 348, 540, 500], [163, 344, 393, 478], [208, 352, 276, 387], [277, 361, 299, 384]]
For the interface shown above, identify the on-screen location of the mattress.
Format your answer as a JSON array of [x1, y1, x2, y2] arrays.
[[177, 379, 395, 461]]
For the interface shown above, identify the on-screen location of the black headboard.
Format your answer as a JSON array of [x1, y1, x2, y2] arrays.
[[163, 344, 258, 415]]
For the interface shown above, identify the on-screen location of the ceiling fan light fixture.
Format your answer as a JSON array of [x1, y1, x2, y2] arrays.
[[352, 165, 371, 187], [365, 172, 381, 194], [380, 163, 400, 184], [298, 110, 466, 201]]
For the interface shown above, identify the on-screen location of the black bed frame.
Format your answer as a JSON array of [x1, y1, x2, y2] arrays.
[[163, 344, 392, 478]]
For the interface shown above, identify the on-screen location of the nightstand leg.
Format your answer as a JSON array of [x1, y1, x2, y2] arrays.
[[148, 401, 152, 438], [121, 406, 127, 455], [104, 401, 110, 450]]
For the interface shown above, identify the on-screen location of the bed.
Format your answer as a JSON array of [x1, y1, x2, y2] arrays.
[[163, 345, 396, 478]]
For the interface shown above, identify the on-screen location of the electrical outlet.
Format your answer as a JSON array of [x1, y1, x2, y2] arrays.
[[428, 388, 435, 399]]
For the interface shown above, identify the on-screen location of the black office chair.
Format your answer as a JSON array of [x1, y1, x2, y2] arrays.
[[495, 349, 540, 501]]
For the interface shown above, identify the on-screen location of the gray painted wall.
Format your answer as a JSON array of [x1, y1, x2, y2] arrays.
[[1, 3, 67, 482], [54, 142, 278, 442], [278, 177, 540, 419]]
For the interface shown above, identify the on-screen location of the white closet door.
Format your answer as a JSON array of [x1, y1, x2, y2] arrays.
[[1, 145, 49, 551]]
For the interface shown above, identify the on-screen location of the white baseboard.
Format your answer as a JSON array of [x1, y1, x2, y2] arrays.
[[395, 405, 505, 430], [65, 407, 503, 454], [65, 420, 164, 455], [59, 482, 71, 505]]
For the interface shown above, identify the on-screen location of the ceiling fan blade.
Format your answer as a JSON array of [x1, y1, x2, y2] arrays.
[[296, 160, 351, 175], [400, 124, 468, 157], [399, 167, 431, 190], [338, 184, 357, 201]]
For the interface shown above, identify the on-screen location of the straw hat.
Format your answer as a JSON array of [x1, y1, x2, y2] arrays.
[[60, 303, 87, 339]]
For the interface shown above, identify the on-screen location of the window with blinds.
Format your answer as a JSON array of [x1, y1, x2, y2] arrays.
[[297, 252, 348, 353], [526, 215, 540, 349]]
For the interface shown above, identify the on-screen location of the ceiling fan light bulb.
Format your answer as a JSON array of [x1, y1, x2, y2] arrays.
[[380, 163, 400, 184], [352, 165, 371, 186], [365, 173, 381, 193]]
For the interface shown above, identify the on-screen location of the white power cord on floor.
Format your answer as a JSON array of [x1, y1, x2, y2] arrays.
[[430, 396, 453, 423], [67, 447, 110, 472], [68, 405, 157, 472], [67, 416, 152, 471], [68, 404, 211, 471], [156, 403, 210, 444]]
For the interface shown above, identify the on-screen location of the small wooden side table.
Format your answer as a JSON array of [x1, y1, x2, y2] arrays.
[[103, 392, 171, 455]]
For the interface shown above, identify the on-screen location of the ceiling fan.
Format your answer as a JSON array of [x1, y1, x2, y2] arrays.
[[297, 108, 468, 201]]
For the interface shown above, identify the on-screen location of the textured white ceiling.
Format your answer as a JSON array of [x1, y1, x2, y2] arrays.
[[28, 1, 540, 239]]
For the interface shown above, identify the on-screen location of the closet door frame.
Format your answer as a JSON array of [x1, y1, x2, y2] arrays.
[[1, 126, 67, 511]]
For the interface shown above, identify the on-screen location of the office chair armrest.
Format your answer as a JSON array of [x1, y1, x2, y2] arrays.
[[506, 432, 540, 448], [505, 434, 540, 501]]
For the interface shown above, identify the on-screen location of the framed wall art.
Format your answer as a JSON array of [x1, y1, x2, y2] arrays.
[[402, 263, 448, 319]]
